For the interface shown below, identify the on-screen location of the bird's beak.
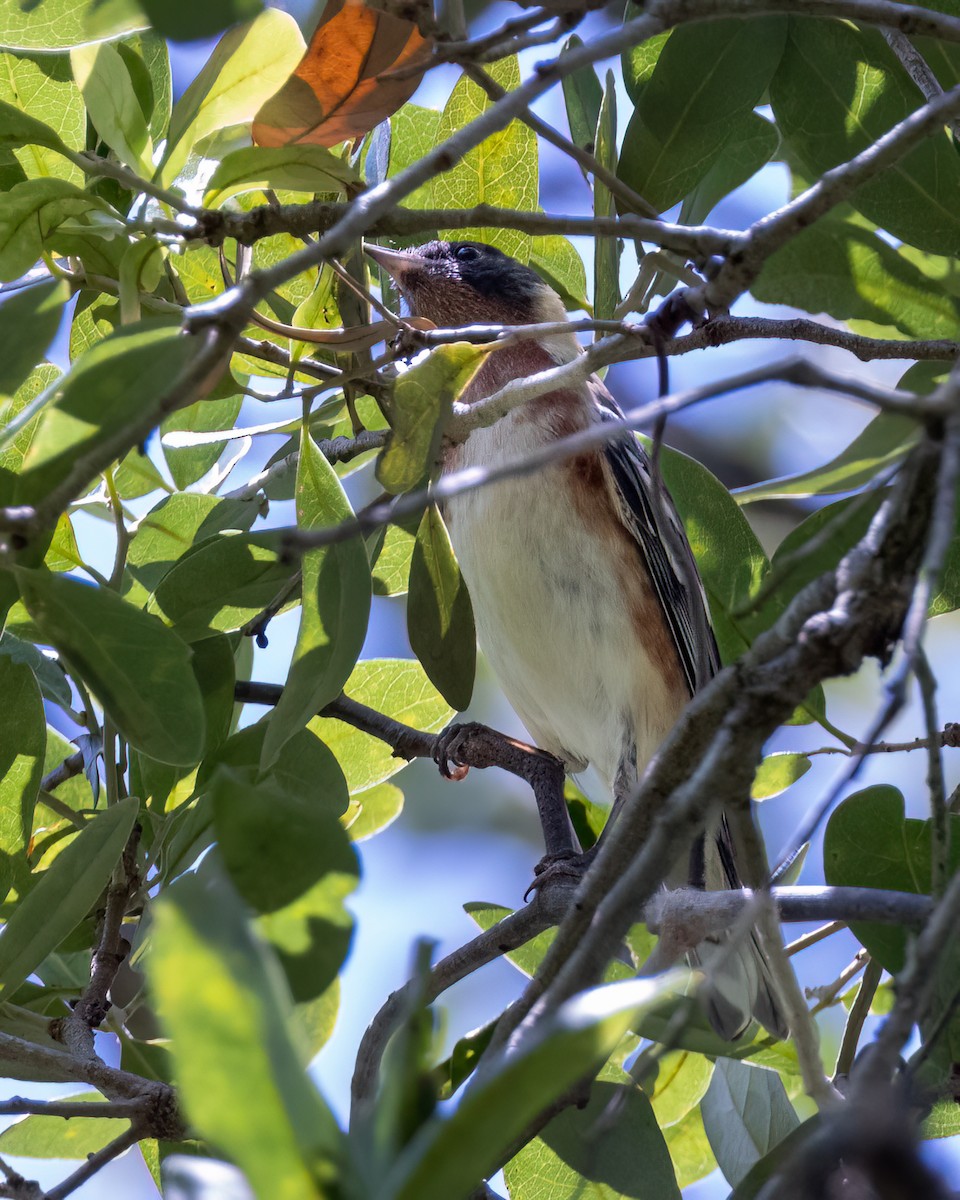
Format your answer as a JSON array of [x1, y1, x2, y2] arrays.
[[362, 242, 422, 284]]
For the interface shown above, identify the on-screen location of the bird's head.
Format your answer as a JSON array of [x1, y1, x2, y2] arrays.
[[363, 240, 569, 331]]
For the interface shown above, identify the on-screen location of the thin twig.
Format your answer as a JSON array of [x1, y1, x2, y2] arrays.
[[835, 958, 884, 1080]]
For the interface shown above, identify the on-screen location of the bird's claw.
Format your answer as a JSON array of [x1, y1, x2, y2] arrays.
[[433, 721, 484, 781], [525, 849, 594, 901]]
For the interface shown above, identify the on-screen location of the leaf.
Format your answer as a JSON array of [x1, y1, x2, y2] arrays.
[[252, 0, 431, 148], [386, 103, 440, 223], [530, 236, 589, 312], [0, 52, 84, 185], [342, 781, 404, 841], [681, 111, 779, 225], [0, 280, 68, 399], [593, 71, 619, 322], [0, 797, 137, 1000], [434, 57, 538, 260], [371, 513, 419, 596], [770, 19, 960, 254], [148, 531, 297, 639], [70, 41, 151, 174], [147, 864, 343, 1200], [381, 974, 689, 1200], [309, 658, 453, 793], [9, 320, 196, 508], [0, 657, 44, 898], [823, 785, 960, 973], [407, 505, 475, 711], [752, 215, 960, 342], [124, 492, 260, 608], [700, 1059, 799, 1186], [0, 631, 70, 708], [376, 343, 484, 494], [505, 1079, 680, 1200], [19, 569, 206, 766], [203, 144, 358, 208], [138, 0, 262, 41], [160, 9, 306, 185], [647, 1050, 714, 1128], [260, 429, 371, 768], [160, 380, 245, 490], [751, 753, 811, 801], [662, 1109, 716, 1189], [0, 0, 147, 51], [736, 411, 918, 503], [620, 19, 786, 211], [560, 36, 602, 163], [211, 760, 358, 1002], [0, 1093, 128, 1159], [0, 177, 104, 282], [727, 1117, 822, 1199]]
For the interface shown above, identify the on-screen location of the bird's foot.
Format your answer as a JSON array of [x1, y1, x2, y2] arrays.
[[525, 847, 597, 901], [433, 721, 488, 781]]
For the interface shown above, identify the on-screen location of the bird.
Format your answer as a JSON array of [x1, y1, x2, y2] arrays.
[[364, 238, 788, 1041]]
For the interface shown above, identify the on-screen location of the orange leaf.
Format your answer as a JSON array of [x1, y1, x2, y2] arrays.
[[252, 0, 432, 148]]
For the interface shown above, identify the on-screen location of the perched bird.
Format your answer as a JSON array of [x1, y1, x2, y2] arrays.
[[364, 238, 787, 1041]]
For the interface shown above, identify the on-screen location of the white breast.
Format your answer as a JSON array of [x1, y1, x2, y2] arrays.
[[445, 407, 683, 794]]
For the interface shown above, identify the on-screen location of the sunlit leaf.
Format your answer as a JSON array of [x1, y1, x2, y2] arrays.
[[204, 144, 358, 207], [0, 52, 83, 185], [0, 657, 44, 899], [71, 41, 152, 174]]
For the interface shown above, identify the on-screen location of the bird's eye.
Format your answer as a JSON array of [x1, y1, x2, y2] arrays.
[[454, 245, 481, 263]]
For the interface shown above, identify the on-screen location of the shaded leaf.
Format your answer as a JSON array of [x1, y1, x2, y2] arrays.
[[261, 429, 371, 768], [252, 0, 430, 148], [19, 570, 206, 766], [560, 36, 602, 163], [0, 657, 44, 898], [0, 178, 104, 282], [71, 41, 151, 174], [700, 1059, 799, 1186], [0, 280, 68, 399], [770, 19, 960, 254], [681, 111, 778, 225], [138, 0, 262, 41], [594, 71, 619, 322], [407, 505, 475, 711]]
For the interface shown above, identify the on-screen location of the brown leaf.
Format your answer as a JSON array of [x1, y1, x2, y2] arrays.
[[252, 0, 432, 148]]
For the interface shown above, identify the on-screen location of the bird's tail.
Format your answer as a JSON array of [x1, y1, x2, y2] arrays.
[[688, 821, 790, 1042]]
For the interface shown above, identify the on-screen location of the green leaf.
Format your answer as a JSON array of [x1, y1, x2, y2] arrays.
[[0, 631, 70, 708], [204, 144, 358, 208], [71, 40, 152, 174], [342, 781, 404, 842], [138, 0, 262, 41], [647, 1050, 714, 1128], [736, 411, 918, 503], [0, 177, 105, 282], [9, 320, 196, 508], [0, 0, 147, 51], [823, 785, 960, 973], [212, 759, 358, 1002], [387, 104, 441, 226], [727, 1117, 821, 1199], [0, 797, 137, 1000], [261, 430, 371, 768], [435, 57, 538, 260], [530, 236, 589, 312], [681, 111, 779, 225], [0, 53, 84, 185], [148, 531, 297, 639], [700, 1059, 799, 1186], [560, 36, 602, 163], [159, 9, 305, 185], [407, 505, 475, 712], [770, 19, 960, 254], [19, 569, 206, 766], [125, 492, 260, 608], [505, 1079, 680, 1199], [309, 659, 453, 794], [160, 381, 245, 490], [593, 71, 619, 322], [377, 343, 484, 494], [620, 19, 786, 211], [662, 1108, 716, 1189], [147, 865, 343, 1200], [0, 657, 44, 898], [371, 514, 419, 597], [753, 215, 960, 341], [122, 31, 171, 144], [0, 1093, 128, 1159], [751, 753, 811, 801], [0, 280, 68, 399], [382, 974, 688, 1200]]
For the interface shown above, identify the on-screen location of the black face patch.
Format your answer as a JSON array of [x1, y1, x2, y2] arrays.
[[414, 240, 542, 302]]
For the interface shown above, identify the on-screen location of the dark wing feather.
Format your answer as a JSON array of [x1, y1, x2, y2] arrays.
[[591, 378, 720, 696]]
